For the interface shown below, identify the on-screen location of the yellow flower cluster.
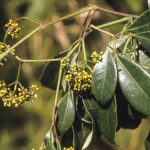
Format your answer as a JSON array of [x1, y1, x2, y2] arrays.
[[0, 43, 5, 49], [90, 51, 103, 63], [60, 58, 70, 69], [5, 19, 21, 38], [0, 43, 15, 55], [63, 147, 74, 150], [65, 64, 91, 92], [0, 43, 15, 66], [0, 81, 8, 97], [0, 81, 38, 108]]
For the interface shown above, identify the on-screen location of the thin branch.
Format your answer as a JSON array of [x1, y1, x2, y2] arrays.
[[50, 68, 62, 139], [0, 4, 138, 62], [15, 56, 61, 63], [96, 17, 130, 29], [97, 6, 138, 18], [14, 62, 22, 91], [91, 25, 115, 38], [15, 17, 41, 25]]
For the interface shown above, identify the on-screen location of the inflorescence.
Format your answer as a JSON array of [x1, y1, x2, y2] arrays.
[[90, 51, 103, 63], [0, 43, 15, 66], [65, 64, 91, 93], [63, 147, 74, 150], [60, 58, 70, 69], [5, 19, 21, 38], [0, 80, 38, 108]]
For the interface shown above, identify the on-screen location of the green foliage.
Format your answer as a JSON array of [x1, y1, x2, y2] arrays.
[[0, 1, 150, 149], [92, 49, 117, 105], [145, 131, 150, 150], [57, 92, 75, 135], [81, 130, 93, 150], [44, 131, 61, 150], [40, 50, 68, 90], [39, 8, 150, 149], [85, 99, 117, 143], [139, 50, 150, 73], [128, 10, 150, 52], [44, 131, 57, 150], [117, 55, 150, 116]]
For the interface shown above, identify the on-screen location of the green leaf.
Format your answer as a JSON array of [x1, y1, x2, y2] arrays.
[[44, 131, 56, 150], [92, 49, 117, 105], [40, 50, 68, 90], [57, 92, 75, 135], [116, 85, 142, 130], [117, 55, 150, 116], [81, 130, 93, 150], [55, 140, 61, 150], [72, 113, 92, 150], [128, 10, 150, 33], [127, 10, 150, 51], [135, 32, 150, 52], [145, 131, 150, 150], [108, 35, 129, 53], [139, 50, 150, 74], [85, 99, 117, 143]]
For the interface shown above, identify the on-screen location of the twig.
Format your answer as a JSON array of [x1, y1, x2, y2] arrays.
[[15, 56, 62, 63], [0, 4, 138, 62]]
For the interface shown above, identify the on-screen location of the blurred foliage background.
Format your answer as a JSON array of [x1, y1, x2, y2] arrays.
[[0, 0, 149, 150]]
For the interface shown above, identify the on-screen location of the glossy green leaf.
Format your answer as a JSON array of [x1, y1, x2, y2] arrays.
[[116, 85, 142, 130], [135, 32, 150, 52], [44, 131, 56, 150], [81, 130, 93, 150], [55, 140, 61, 150], [85, 99, 117, 143], [117, 55, 150, 115], [128, 10, 150, 33], [72, 111, 92, 150], [40, 50, 68, 90], [92, 49, 117, 105], [145, 131, 150, 150], [108, 35, 129, 53], [127, 10, 150, 52], [139, 50, 150, 74], [57, 92, 75, 135]]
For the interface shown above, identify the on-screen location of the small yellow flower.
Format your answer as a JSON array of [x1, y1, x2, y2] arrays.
[[0, 43, 15, 66], [65, 64, 91, 93], [0, 80, 8, 97], [90, 51, 103, 63], [0, 80, 38, 108], [5, 19, 21, 38], [63, 146, 74, 150], [60, 58, 70, 69]]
